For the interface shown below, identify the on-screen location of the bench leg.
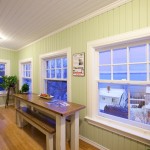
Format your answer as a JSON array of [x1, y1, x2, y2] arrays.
[[46, 133, 54, 150], [16, 111, 22, 127]]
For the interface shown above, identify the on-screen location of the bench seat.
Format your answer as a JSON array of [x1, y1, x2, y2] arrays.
[[16, 107, 56, 150]]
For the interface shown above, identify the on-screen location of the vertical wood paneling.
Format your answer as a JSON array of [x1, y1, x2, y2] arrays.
[[118, 136, 125, 150], [119, 5, 126, 33], [132, 0, 140, 30], [103, 12, 109, 37], [112, 134, 119, 150], [148, 0, 150, 26], [108, 10, 114, 36], [124, 138, 131, 150], [98, 15, 104, 38], [113, 7, 120, 35], [140, 0, 147, 28], [131, 140, 138, 150], [125, 1, 133, 31], [137, 143, 146, 150], [16, 0, 150, 150]]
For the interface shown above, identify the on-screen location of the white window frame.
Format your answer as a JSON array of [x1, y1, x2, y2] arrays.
[[86, 27, 150, 145], [19, 58, 33, 92], [39, 47, 71, 102], [0, 59, 10, 95]]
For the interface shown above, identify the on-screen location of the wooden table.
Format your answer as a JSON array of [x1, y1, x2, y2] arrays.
[[13, 93, 85, 150]]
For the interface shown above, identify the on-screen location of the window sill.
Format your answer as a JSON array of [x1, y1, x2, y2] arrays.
[[85, 116, 150, 146], [0, 91, 7, 96]]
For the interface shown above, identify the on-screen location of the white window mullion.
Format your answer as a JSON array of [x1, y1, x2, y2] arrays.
[[146, 43, 149, 81], [111, 49, 113, 80], [127, 46, 129, 81], [61, 58, 63, 79]]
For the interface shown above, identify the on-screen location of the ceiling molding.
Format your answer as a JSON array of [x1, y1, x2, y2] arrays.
[[18, 0, 131, 51], [0, 46, 16, 51]]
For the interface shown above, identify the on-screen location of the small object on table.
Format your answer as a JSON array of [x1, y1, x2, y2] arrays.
[[40, 93, 53, 99]]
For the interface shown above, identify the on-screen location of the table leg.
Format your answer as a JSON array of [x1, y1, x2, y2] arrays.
[[15, 98, 21, 126], [70, 111, 79, 150], [56, 115, 66, 150]]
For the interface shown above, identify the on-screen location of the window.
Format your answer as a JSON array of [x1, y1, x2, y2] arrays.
[[40, 48, 71, 101], [46, 57, 67, 101], [86, 28, 150, 145], [0, 59, 10, 94], [19, 58, 32, 93]]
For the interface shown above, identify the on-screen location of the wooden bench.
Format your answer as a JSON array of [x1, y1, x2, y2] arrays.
[[16, 107, 56, 150]]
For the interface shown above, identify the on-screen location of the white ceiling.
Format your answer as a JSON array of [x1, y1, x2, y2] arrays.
[[0, 0, 118, 50]]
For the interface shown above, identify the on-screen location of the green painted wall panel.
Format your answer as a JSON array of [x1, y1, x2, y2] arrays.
[[0, 48, 17, 76], [15, 0, 150, 149], [113, 7, 120, 35], [126, 1, 133, 31], [108, 10, 114, 36], [0, 47, 18, 105], [133, 0, 140, 30], [118, 136, 125, 150], [140, 0, 147, 28], [148, 0, 150, 26], [103, 12, 109, 37], [124, 138, 131, 150], [119, 5, 126, 33]]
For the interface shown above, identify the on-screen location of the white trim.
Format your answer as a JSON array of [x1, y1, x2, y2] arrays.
[[79, 135, 110, 150], [39, 47, 72, 102], [0, 59, 10, 76], [18, 0, 131, 51], [0, 59, 10, 94], [18, 58, 33, 91], [87, 27, 150, 145], [0, 46, 15, 51], [88, 27, 150, 49]]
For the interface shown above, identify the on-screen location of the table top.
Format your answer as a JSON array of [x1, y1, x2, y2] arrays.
[[13, 93, 85, 117]]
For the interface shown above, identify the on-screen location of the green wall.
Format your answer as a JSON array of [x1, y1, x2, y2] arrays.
[[0, 47, 18, 75], [0, 47, 18, 105], [1, 0, 150, 149]]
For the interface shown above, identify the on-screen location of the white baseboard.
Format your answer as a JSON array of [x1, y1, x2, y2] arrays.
[[79, 135, 110, 150]]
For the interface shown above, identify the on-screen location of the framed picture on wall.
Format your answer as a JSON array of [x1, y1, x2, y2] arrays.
[[73, 52, 85, 76]]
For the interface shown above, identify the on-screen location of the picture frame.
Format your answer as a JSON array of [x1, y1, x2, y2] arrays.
[[73, 52, 85, 76]]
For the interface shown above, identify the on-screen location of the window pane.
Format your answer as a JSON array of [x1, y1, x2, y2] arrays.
[[113, 65, 127, 80], [23, 71, 26, 77], [46, 70, 50, 78], [129, 45, 146, 63], [130, 85, 150, 125], [51, 69, 55, 78], [51, 60, 55, 68], [63, 69, 67, 78], [26, 64, 30, 70], [23, 64, 26, 70], [113, 48, 127, 64], [56, 69, 61, 78], [99, 51, 111, 65], [130, 64, 146, 81], [46, 61, 51, 69], [0, 64, 5, 71], [99, 83, 128, 119], [26, 71, 30, 77], [0, 77, 4, 91], [47, 80, 67, 101], [56, 58, 61, 68], [22, 78, 32, 92], [63, 58, 67, 67], [99, 66, 111, 80], [0, 71, 5, 76]]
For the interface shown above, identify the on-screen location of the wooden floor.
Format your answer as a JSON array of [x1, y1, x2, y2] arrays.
[[0, 106, 99, 150]]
